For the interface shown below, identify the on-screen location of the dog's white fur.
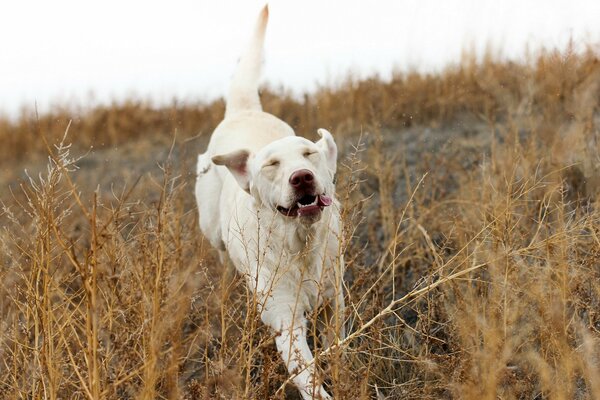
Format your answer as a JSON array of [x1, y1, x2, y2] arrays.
[[194, 5, 344, 400]]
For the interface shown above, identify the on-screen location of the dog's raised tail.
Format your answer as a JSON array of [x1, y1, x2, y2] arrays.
[[225, 4, 269, 117]]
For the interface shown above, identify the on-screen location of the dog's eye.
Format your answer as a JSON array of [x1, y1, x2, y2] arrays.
[[264, 160, 279, 168], [303, 151, 317, 158]]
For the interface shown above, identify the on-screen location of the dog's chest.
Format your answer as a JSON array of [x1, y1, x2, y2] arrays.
[[225, 205, 338, 310], [253, 226, 328, 307], [273, 251, 323, 309]]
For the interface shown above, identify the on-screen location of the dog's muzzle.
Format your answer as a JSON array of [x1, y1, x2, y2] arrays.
[[276, 169, 333, 218]]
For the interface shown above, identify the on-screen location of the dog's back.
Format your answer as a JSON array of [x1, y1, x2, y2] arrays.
[[195, 5, 293, 251], [208, 5, 293, 156]]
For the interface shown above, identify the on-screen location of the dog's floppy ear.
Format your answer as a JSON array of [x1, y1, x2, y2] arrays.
[[316, 128, 338, 174], [212, 149, 252, 193]]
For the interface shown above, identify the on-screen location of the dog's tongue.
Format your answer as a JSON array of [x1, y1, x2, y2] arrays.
[[317, 194, 333, 207]]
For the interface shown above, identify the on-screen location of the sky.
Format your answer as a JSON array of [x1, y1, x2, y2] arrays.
[[1, 0, 599, 117]]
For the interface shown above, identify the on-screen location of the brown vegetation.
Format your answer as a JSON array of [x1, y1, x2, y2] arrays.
[[0, 45, 599, 399]]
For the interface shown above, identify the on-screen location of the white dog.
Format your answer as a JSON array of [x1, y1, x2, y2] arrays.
[[194, 5, 344, 399]]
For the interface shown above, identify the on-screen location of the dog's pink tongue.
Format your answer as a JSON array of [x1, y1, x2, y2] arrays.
[[318, 195, 333, 207]]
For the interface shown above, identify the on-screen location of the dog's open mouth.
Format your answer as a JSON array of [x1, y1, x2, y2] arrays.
[[277, 194, 332, 217]]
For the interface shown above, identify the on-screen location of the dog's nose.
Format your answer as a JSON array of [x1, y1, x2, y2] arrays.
[[289, 169, 314, 189]]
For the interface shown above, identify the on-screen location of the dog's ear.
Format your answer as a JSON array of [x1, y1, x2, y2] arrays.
[[212, 149, 252, 193], [316, 128, 337, 174]]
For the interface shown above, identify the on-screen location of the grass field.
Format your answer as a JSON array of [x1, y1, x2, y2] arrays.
[[0, 45, 599, 399]]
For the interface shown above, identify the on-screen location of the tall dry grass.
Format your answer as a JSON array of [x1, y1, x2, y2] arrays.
[[0, 45, 599, 399]]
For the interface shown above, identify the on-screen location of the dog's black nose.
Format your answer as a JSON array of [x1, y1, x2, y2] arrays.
[[289, 169, 314, 189]]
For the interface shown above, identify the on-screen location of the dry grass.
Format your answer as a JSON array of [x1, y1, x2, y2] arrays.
[[1, 45, 599, 399]]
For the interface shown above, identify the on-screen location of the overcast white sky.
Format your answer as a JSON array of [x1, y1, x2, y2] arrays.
[[1, 0, 599, 117]]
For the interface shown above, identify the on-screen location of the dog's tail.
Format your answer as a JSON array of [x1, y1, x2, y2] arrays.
[[225, 4, 269, 117]]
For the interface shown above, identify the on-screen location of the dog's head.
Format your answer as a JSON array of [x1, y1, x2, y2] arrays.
[[212, 129, 337, 224]]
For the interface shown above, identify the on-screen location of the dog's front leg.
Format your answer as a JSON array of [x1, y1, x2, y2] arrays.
[[262, 309, 331, 399]]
